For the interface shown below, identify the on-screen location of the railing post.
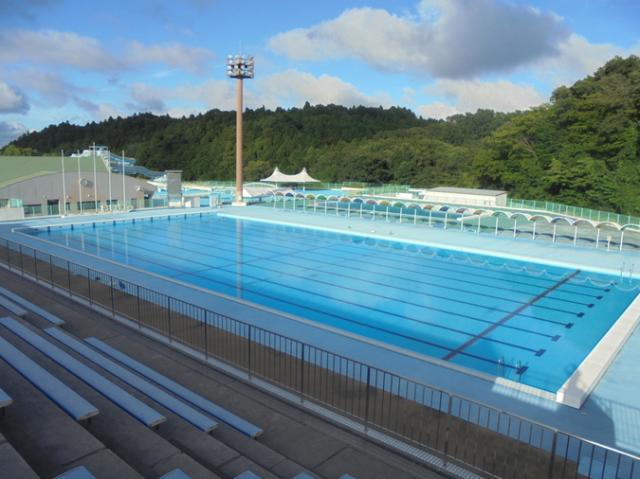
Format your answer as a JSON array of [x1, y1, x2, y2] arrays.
[[364, 366, 371, 431], [300, 343, 305, 403], [136, 285, 141, 328], [167, 297, 172, 342], [66, 261, 72, 296], [18, 244, 24, 275], [204, 310, 209, 359], [443, 395, 453, 465], [34, 250, 38, 278], [49, 255, 54, 286], [87, 269, 92, 305], [247, 324, 252, 377], [110, 277, 115, 317], [547, 431, 558, 479]]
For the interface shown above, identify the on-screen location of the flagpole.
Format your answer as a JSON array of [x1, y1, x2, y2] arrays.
[[107, 149, 112, 212], [92, 142, 98, 212], [122, 150, 126, 210], [77, 154, 83, 213], [60, 150, 66, 216]]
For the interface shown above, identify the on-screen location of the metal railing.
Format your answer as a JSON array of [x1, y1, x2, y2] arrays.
[[265, 196, 640, 255], [1, 236, 638, 479], [507, 199, 640, 226]]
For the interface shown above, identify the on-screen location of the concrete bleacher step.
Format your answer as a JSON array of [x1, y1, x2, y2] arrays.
[[0, 432, 39, 479], [0, 352, 141, 478], [90, 335, 321, 478], [0, 317, 218, 478], [0, 317, 166, 428], [39, 329, 290, 479], [45, 328, 218, 433], [0, 294, 28, 317], [235, 471, 262, 479], [0, 333, 98, 421], [160, 468, 193, 479], [86, 336, 263, 438], [54, 465, 97, 478], [0, 384, 13, 412], [0, 285, 65, 325]]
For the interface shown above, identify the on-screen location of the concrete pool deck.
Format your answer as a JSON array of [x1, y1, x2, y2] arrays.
[[1, 206, 640, 458]]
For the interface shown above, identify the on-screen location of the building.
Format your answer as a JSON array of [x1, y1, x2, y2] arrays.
[[416, 186, 508, 207], [0, 155, 155, 216]]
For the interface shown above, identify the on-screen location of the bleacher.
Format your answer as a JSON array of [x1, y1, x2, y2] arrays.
[[0, 276, 432, 479]]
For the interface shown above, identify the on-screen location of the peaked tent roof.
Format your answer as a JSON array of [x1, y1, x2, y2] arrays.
[[260, 167, 320, 183]]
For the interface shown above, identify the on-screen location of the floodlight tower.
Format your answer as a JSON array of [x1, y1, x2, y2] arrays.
[[226, 54, 254, 205]]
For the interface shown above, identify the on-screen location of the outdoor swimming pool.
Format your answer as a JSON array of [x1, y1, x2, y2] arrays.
[[25, 213, 640, 393]]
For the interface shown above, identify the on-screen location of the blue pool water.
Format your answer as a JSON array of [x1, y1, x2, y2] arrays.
[[28, 213, 640, 392]]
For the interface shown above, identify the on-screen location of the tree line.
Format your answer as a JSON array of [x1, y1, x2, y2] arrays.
[[4, 55, 639, 214]]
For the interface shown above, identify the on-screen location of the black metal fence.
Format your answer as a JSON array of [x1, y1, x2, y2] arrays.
[[1, 237, 638, 479]]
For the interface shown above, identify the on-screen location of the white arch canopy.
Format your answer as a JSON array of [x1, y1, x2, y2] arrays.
[[261, 167, 320, 185]]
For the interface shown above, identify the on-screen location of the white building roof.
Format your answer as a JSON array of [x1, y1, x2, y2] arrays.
[[261, 167, 320, 184], [426, 186, 507, 197]]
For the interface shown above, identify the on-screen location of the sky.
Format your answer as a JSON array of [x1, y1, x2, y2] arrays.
[[1, 0, 639, 146]]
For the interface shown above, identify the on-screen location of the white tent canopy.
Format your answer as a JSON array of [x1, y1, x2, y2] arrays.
[[260, 167, 320, 184]]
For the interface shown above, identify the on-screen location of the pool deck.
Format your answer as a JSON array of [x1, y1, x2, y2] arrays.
[[2, 206, 640, 458]]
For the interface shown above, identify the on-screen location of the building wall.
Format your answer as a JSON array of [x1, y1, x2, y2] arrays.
[[421, 191, 508, 207], [0, 171, 154, 214]]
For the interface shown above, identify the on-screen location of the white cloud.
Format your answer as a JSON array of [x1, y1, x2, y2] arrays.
[[175, 80, 236, 110], [268, 0, 569, 79], [0, 82, 29, 113], [126, 41, 214, 75], [418, 79, 545, 118], [536, 33, 640, 86], [8, 69, 79, 107], [0, 121, 28, 147], [129, 70, 392, 116], [74, 98, 123, 120], [417, 102, 458, 120], [128, 83, 167, 113], [0, 29, 123, 71], [0, 29, 213, 75], [434, 79, 545, 112], [256, 69, 391, 109]]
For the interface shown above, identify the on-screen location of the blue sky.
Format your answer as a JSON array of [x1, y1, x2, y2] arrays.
[[0, 0, 638, 146]]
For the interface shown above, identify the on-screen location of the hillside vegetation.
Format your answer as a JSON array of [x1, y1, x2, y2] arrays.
[[4, 56, 640, 214]]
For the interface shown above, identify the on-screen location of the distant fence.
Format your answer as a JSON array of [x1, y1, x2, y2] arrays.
[[508, 199, 640, 226], [1, 230, 639, 478], [265, 194, 640, 255]]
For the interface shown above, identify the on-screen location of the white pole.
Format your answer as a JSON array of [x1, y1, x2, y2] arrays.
[[60, 150, 66, 215], [107, 150, 112, 212], [92, 142, 98, 211], [122, 150, 126, 210], [77, 155, 83, 213]]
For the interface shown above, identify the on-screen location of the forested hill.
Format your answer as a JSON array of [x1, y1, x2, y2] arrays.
[[4, 55, 640, 214]]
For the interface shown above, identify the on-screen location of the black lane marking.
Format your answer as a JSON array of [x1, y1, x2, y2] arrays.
[[136, 216, 607, 293], [93, 218, 605, 305], [442, 270, 582, 362], [73, 229, 568, 339], [59, 231, 542, 355]]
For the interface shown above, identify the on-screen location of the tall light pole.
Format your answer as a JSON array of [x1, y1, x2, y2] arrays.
[[226, 54, 254, 206], [60, 149, 66, 216]]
